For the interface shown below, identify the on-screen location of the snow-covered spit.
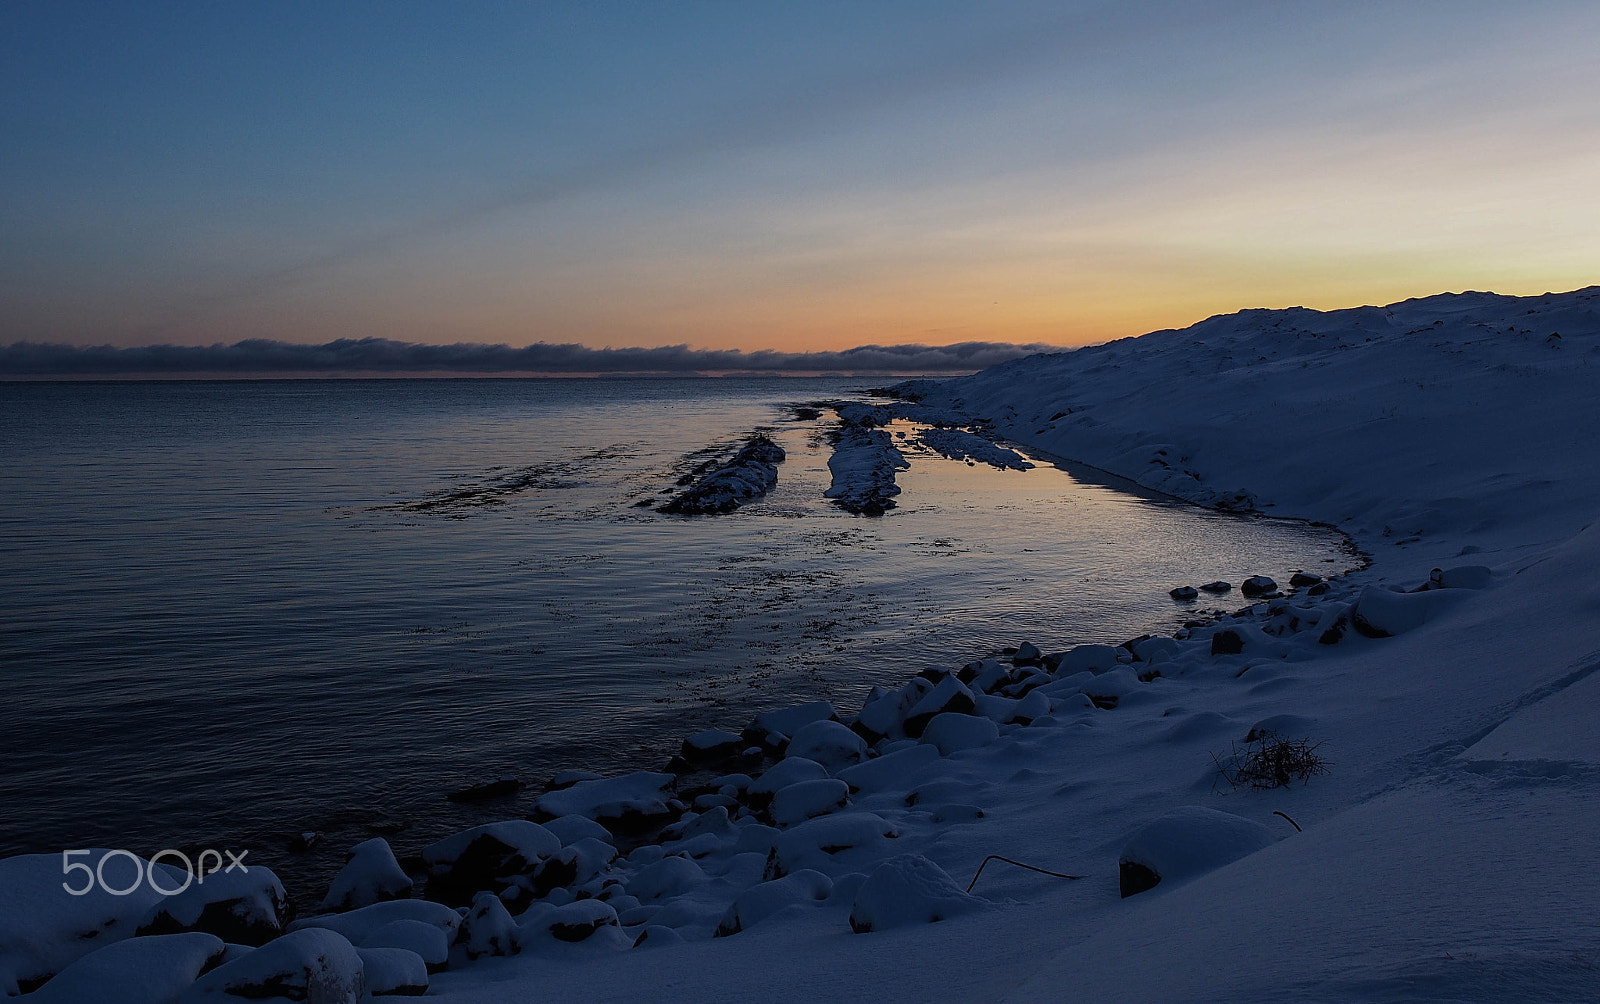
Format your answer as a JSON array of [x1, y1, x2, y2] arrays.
[[6, 286, 1600, 1002]]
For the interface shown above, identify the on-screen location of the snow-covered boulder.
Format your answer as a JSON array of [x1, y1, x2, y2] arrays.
[[681, 728, 743, 761], [180, 928, 364, 1003], [714, 870, 833, 936], [542, 900, 620, 943], [848, 855, 985, 933], [771, 813, 899, 876], [27, 933, 224, 1004], [855, 678, 933, 741], [747, 757, 830, 801], [289, 899, 461, 952], [542, 814, 614, 847], [748, 700, 838, 740], [1056, 644, 1124, 674], [1128, 635, 1182, 664], [1013, 641, 1044, 664], [958, 659, 1012, 694], [457, 891, 519, 959], [769, 779, 850, 826], [920, 713, 1000, 755], [355, 947, 428, 997], [1351, 584, 1469, 637], [836, 743, 940, 793], [902, 676, 977, 738], [136, 866, 289, 947], [1117, 806, 1278, 898], [784, 721, 868, 771], [0, 851, 185, 994], [319, 837, 413, 914], [359, 919, 449, 971], [627, 855, 706, 902], [530, 772, 677, 832], [421, 820, 562, 906]]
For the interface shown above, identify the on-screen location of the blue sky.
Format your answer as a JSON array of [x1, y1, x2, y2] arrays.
[[4, 1, 1598, 350]]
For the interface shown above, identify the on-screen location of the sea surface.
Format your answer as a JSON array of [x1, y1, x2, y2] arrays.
[[0, 377, 1357, 899]]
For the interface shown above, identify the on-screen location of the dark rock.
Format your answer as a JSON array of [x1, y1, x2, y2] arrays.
[[1308, 581, 1331, 595], [1210, 629, 1245, 656], [1169, 586, 1199, 601], [1289, 572, 1323, 588], [1012, 642, 1043, 666], [681, 728, 744, 761], [1119, 861, 1161, 898], [1240, 575, 1279, 597], [1199, 581, 1232, 594]]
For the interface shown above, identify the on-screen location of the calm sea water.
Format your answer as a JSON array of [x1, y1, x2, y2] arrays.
[[0, 377, 1355, 900]]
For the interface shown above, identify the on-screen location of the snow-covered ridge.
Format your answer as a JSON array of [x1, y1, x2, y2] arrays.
[[898, 285, 1600, 552], [655, 435, 785, 515], [910, 427, 1033, 471], [822, 404, 909, 516]]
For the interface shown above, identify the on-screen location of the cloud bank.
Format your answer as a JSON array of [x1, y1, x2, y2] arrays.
[[0, 338, 1063, 377]]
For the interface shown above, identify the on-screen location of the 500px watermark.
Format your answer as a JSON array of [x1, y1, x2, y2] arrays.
[[61, 848, 250, 896]]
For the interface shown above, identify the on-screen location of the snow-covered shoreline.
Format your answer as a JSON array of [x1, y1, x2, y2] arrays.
[[6, 286, 1599, 1002]]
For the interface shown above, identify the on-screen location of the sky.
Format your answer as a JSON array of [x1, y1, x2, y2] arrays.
[[3, 0, 1600, 356]]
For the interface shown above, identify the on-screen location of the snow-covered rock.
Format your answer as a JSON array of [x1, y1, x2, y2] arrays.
[[0, 851, 185, 993], [136, 865, 288, 946], [27, 933, 224, 1004], [421, 820, 561, 906], [747, 757, 830, 800], [627, 856, 706, 902], [457, 891, 519, 959], [1055, 644, 1124, 674], [748, 700, 838, 739], [714, 870, 833, 936], [915, 426, 1034, 470], [530, 772, 677, 831], [541, 814, 614, 847], [319, 837, 412, 914], [1350, 585, 1469, 637], [825, 420, 908, 516], [783, 721, 867, 771], [680, 728, 743, 761], [359, 919, 449, 971], [848, 855, 985, 933], [771, 813, 899, 875], [920, 712, 1000, 755], [768, 778, 850, 826], [902, 676, 977, 738], [180, 928, 364, 1003], [836, 742, 940, 793], [657, 434, 785, 515], [289, 899, 461, 949], [355, 946, 428, 997], [541, 900, 620, 943], [1117, 806, 1279, 897]]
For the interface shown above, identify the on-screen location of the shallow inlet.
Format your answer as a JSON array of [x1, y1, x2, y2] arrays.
[[0, 378, 1357, 901]]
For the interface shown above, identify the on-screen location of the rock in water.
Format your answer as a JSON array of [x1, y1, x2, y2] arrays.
[[1240, 575, 1279, 597], [657, 435, 785, 515], [1169, 585, 1200, 600], [849, 855, 984, 933]]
